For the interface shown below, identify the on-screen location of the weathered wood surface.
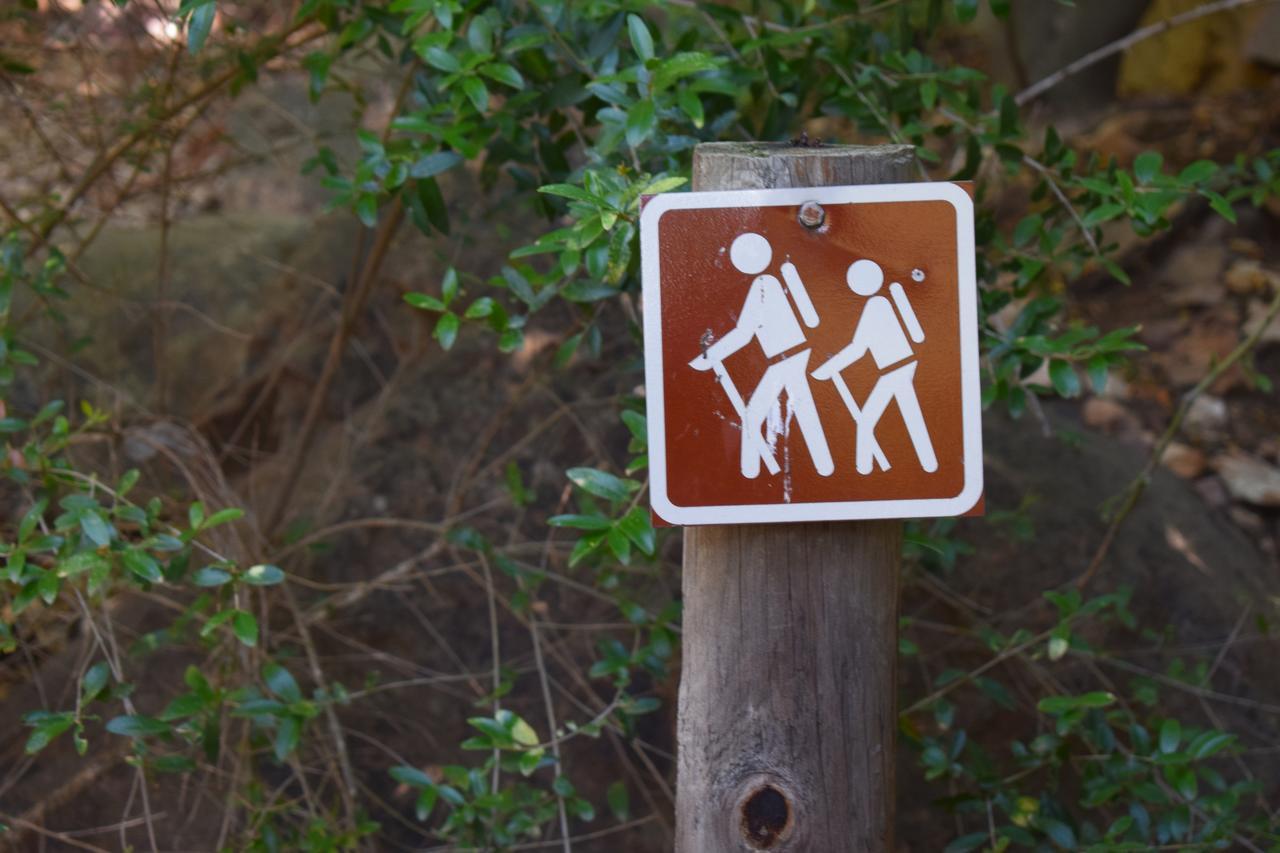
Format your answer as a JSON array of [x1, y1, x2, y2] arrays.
[[676, 142, 914, 853]]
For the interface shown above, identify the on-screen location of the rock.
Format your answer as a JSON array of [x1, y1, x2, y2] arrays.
[[1181, 394, 1228, 441], [1228, 238, 1264, 260], [1158, 312, 1243, 388], [1214, 453, 1280, 507], [1083, 397, 1137, 433], [1165, 244, 1226, 307], [1193, 475, 1231, 507], [1139, 316, 1188, 349], [1229, 506, 1266, 535], [1162, 442, 1207, 479], [1224, 259, 1273, 295], [1245, 2, 1280, 67], [1098, 372, 1131, 400]]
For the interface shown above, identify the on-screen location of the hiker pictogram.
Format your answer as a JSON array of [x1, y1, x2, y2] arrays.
[[688, 232, 834, 481], [810, 259, 938, 476]]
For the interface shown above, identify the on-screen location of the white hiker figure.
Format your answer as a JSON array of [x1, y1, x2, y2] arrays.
[[811, 259, 939, 475], [689, 232, 835, 480]]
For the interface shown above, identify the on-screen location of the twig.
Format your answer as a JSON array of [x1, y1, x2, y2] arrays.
[[1023, 154, 1100, 257], [1075, 283, 1280, 589], [479, 552, 503, 797], [263, 197, 406, 533], [1016, 0, 1274, 106], [529, 617, 572, 853]]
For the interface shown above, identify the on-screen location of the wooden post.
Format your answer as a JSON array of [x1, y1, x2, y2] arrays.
[[676, 142, 916, 853]]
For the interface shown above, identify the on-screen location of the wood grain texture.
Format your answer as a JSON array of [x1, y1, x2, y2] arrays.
[[676, 143, 913, 853]]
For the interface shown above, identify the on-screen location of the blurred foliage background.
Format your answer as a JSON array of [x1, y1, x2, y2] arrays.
[[0, 0, 1279, 850]]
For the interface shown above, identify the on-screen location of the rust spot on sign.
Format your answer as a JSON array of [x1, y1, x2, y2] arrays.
[[741, 785, 791, 848]]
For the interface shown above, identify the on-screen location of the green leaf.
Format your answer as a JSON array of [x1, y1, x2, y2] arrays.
[[274, 716, 300, 761], [203, 508, 244, 529], [510, 715, 539, 747], [122, 550, 163, 584], [410, 151, 463, 179], [37, 570, 59, 604], [538, 183, 598, 203], [1038, 691, 1115, 715], [643, 176, 688, 195], [264, 661, 302, 703], [677, 88, 704, 128], [465, 297, 495, 319], [566, 467, 638, 502], [607, 780, 630, 821], [58, 551, 108, 578], [1203, 190, 1237, 224], [1178, 159, 1217, 184], [607, 526, 631, 563], [441, 267, 459, 304], [1082, 202, 1125, 228], [1086, 354, 1109, 393], [188, 501, 206, 529], [422, 45, 461, 72], [82, 661, 110, 701], [921, 78, 938, 111], [461, 76, 489, 113], [480, 62, 524, 89], [1039, 817, 1077, 850], [415, 785, 440, 819], [391, 765, 433, 788], [25, 714, 73, 754], [232, 610, 258, 647], [193, 566, 232, 587], [106, 715, 170, 738], [243, 564, 285, 586], [651, 51, 718, 91], [548, 513, 612, 530], [405, 292, 447, 312], [1048, 360, 1080, 398], [1159, 718, 1181, 754], [355, 194, 378, 227], [187, 1, 215, 54], [627, 13, 654, 61], [954, 0, 978, 23], [1133, 151, 1162, 184], [625, 100, 656, 148], [435, 312, 460, 350], [467, 15, 492, 53], [1187, 731, 1233, 760], [79, 511, 112, 547], [617, 506, 656, 556]]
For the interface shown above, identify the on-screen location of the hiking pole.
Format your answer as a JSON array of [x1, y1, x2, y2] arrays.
[[826, 371, 889, 472], [709, 360, 781, 476]]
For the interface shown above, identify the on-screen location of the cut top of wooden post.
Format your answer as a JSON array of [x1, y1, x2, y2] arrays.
[[692, 141, 917, 190]]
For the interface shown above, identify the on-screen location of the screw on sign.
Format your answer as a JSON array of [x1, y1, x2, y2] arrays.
[[641, 181, 983, 525]]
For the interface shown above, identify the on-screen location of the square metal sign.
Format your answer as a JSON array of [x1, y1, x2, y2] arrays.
[[640, 182, 983, 525]]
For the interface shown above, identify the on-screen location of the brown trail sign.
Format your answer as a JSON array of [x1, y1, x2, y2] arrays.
[[641, 160, 981, 525], [640, 142, 982, 852]]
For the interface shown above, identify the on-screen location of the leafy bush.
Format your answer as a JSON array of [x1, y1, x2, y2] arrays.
[[1, 0, 1277, 850]]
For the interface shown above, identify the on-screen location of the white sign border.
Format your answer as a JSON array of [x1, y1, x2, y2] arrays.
[[640, 181, 983, 526]]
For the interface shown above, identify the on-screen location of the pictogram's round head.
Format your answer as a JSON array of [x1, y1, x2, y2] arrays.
[[730, 232, 772, 275], [847, 259, 884, 295]]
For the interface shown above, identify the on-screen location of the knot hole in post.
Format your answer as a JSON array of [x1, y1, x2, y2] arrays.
[[740, 784, 792, 849]]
